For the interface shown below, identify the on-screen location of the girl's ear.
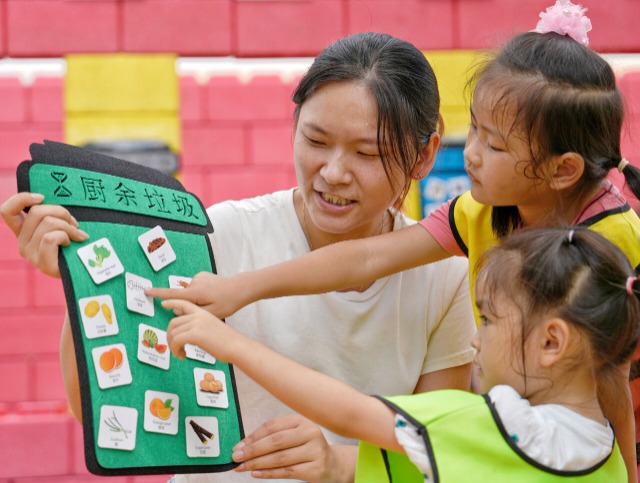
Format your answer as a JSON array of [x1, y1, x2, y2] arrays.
[[411, 132, 441, 180], [547, 152, 585, 192], [539, 317, 571, 368]]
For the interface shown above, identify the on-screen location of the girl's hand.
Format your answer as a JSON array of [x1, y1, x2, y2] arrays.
[[163, 298, 240, 363], [0, 192, 88, 278], [232, 414, 356, 483], [148, 272, 245, 319]]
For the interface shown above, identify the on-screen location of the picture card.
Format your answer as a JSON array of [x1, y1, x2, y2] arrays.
[[77, 238, 124, 285], [125, 272, 154, 317], [185, 416, 220, 458], [78, 294, 119, 339], [138, 225, 176, 272], [91, 343, 133, 390], [194, 368, 228, 409], [97, 405, 138, 451], [137, 323, 170, 370], [144, 390, 180, 435]]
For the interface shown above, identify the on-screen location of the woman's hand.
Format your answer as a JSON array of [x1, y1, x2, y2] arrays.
[[148, 271, 246, 319], [0, 192, 88, 277], [232, 414, 357, 483]]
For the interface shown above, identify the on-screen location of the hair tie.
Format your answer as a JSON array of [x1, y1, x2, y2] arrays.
[[626, 275, 639, 296], [566, 229, 575, 244], [533, 0, 592, 46], [618, 158, 630, 173]]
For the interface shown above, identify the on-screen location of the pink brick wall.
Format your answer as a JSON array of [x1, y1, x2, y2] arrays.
[[2, 0, 640, 57], [180, 75, 298, 206]]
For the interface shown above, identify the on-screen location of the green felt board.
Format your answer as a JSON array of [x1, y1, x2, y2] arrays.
[[17, 141, 244, 476], [64, 222, 242, 470]]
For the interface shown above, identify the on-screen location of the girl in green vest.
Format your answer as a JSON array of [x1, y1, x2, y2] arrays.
[[163, 227, 639, 481], [148, 1, 640, 478]]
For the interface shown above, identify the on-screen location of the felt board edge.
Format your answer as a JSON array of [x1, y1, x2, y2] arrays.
[[224, 362, 244, 441], [204, 237, 244, 442], [16, 160, 34, 194], [33, 140, 185, 192], [87, 460, 240, 477]]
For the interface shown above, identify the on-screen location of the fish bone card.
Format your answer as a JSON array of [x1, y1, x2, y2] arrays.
[[16, 140, 243, 476]]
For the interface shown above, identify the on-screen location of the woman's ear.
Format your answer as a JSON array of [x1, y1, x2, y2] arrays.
[[411, 132, 441, 180], [547, 152, 585, 192], [539, 318, 571, 368]]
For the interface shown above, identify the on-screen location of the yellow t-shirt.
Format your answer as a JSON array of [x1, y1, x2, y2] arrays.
[[420, 184, 640, 324]]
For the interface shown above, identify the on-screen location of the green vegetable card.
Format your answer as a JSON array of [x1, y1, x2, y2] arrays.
[[17, 140, 243, 476]]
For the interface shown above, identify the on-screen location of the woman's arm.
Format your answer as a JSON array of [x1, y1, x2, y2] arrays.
[[149, 224, 450, 319], [164, 299, 402, 453], [413, 363, 472, 394]]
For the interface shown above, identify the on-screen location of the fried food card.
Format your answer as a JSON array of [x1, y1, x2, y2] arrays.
[[16, 141, 243, 476]]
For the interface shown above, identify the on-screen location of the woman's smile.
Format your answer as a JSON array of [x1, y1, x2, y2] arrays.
[[318, 191, 354, 208]]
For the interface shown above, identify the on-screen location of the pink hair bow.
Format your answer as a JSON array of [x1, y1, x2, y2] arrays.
[[533, 0, 592, 46]]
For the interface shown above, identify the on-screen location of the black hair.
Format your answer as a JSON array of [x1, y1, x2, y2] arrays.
[[292, 32, 442, 205], [477, 227, 640, 378], [468, 31, 640, 237]]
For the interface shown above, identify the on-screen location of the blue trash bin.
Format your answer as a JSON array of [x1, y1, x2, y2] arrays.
[[419, 141, 469, 217]]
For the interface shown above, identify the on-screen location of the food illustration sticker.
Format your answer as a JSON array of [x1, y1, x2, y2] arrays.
[[138, 225, 176, 272], [137, 323, 170, 370], [97, 405, 138, 451], [78, 294, 119, 339], [144, 390, 179, 435], [125, 272, 154, 317], [185, 344, 216, 365], [77, 238, 124, 284], [185, 416, 220, 458], [168, 275, 192, 289], [194, 368, 228, 409], [91, 343, 133, 389]]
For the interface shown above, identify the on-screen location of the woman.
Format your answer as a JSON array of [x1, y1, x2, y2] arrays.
[[1, 32, 475, 482]]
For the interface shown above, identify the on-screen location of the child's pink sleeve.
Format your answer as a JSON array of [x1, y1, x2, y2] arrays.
[[418, 200, 465, 257]]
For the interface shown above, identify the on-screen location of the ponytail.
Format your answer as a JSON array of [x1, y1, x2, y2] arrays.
[[617, 158, 640, 201], [596, 360, 633, 428]]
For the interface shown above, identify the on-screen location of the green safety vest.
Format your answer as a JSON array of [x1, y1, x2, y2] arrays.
[[355, 389, 626, 482]]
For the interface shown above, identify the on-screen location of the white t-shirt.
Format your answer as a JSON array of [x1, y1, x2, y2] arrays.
[[175, 189, 476, 483], [396, 385, 614, 480]]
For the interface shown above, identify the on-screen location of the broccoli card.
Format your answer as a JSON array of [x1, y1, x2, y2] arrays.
[[16, 140, 243, 476]]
